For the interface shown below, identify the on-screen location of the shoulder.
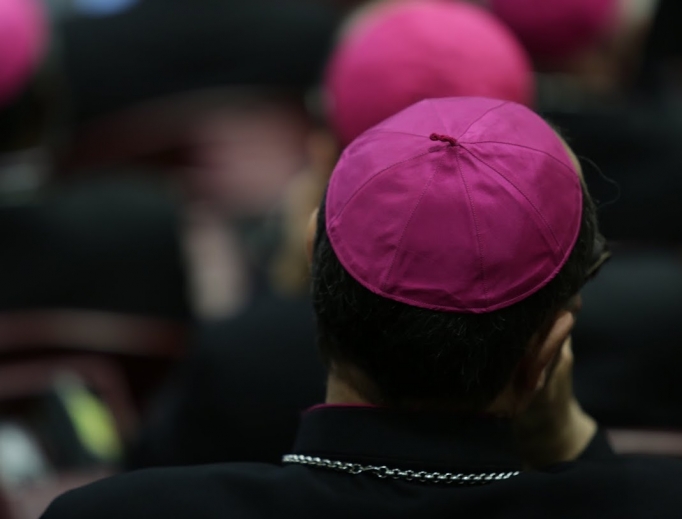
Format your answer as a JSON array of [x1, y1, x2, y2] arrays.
[[542, 454, 682, 505], [41, 462, 283, 519], [616, 454, 682, 484]]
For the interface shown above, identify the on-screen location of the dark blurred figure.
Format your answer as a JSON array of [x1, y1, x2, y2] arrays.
[[0, 0, 54, 186], [491, 0, 682, 244], [492, 0, 682, 443], [0, 176, 189, 319], [0, 1, 190, 514], [52, 0, 345, 319], [59, 0, 343, 123], [0, 0, 189, 424], [637, 0, 682, 96], [573, 246, 682, 430], [0, 0, 189, 431], [0, 0, 189, 320], [129, 162, 331, 466], [127, 1, 341, 468], [146, 105, 353, 467]]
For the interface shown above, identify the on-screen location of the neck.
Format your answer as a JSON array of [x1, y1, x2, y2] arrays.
[[325, 367, 521, 418], [325, 371, 372, 405]]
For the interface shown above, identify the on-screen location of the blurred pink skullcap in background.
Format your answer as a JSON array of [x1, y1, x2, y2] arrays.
[[489, 0, 619, 61], [0, 0, 49, 108], [324, 0, 534, 146]]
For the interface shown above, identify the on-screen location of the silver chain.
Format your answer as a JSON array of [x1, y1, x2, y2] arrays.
[[282, 454, 520, 485]]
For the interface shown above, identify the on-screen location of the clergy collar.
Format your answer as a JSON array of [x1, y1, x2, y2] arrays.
[[291, 405, 523, 473]]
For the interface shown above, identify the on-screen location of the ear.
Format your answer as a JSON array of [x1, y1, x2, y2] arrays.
[[305, 208, 319, 267], [518, 310, 576, 394]]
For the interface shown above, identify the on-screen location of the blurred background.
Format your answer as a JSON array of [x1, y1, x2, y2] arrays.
[[0, 0, 681, 517]]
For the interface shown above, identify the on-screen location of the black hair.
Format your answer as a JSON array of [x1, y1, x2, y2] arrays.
[[311, 181, 597, 411]]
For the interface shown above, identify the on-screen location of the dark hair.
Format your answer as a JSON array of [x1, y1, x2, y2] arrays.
[[311, 181, 598, 411]]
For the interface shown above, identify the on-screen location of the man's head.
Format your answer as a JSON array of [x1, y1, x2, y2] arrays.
[[324, 0, 533, 147], [0, 0, 50, 152], [0, 0, 46, 108], [308, 97, 599, 413], [488, 0, 648, 93], [489, 0, 619, 63]]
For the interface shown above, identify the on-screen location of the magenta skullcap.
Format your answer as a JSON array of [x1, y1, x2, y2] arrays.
[[325, 97, 583, 313], [325, 0, 533, 147], [489, 0, 618, 60], [0, 0, 48, 108]]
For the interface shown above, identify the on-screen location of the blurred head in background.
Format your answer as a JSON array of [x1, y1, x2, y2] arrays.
[[58, 0, 342, 218], [324, 0, 534, 147], [0, 0, 61, 202], [489, 0, 658, 93], [489, 0, 619, 63], [0, 0, 51, 154]]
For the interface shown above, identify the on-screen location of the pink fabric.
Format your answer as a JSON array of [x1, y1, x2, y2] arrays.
[[326, 97, 582, 313], [489, 0, 618, 60], [0, 0, 48, 107], [325, 0, 533, 147]]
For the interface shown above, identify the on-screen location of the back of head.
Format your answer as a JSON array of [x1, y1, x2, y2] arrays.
[[0, 0, 48, 109], [0, 0, 50, 153], [324, 0, 534, 146], [489, 0, 619, 63], [312, 97, 598, 410]]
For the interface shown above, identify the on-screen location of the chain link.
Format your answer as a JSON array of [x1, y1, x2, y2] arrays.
[[282, 454, 520, 485]]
